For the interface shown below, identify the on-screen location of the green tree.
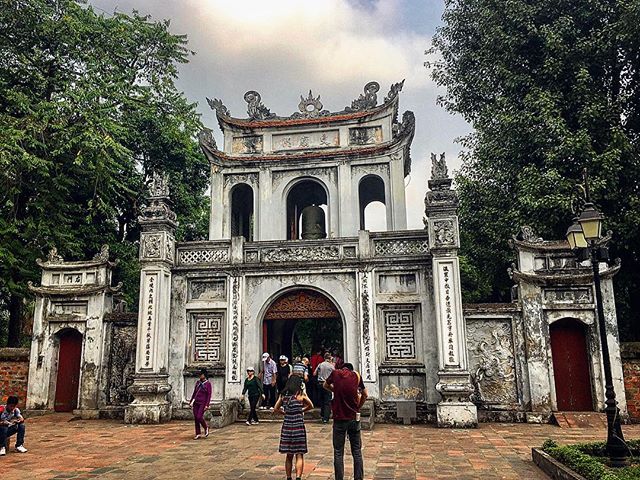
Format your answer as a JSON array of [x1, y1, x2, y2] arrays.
[[428, 0, 640, 339], [0, 0, 209, 346]]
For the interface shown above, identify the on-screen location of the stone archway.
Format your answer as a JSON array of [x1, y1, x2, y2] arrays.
[[262, 289, 343, 362]]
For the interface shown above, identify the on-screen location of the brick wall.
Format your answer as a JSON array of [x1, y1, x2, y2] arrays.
[[0, 348, 30, 405], [622, 342, 640, 422]]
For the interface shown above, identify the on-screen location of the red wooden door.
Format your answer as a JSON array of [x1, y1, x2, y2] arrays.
[[54, 329, 83, 412], [550, 319, 593, 411]]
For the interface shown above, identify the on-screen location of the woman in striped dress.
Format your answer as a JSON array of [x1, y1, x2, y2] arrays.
[[275, 376, 314, 480]]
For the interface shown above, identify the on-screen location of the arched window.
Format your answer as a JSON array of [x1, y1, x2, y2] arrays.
[[286, 179, 328, 240], [359, 175, 386, 231], [230, 183, 254, 241]]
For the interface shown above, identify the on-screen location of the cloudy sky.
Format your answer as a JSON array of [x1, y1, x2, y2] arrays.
[[90, 0, 471, 229]]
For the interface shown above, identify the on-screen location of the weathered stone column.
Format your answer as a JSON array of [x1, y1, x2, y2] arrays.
[[424, 153, 478, 427], [125, 173, 177, 424]]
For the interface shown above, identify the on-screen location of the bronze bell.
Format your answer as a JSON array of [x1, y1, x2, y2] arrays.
[[301, 205, 326, 239]]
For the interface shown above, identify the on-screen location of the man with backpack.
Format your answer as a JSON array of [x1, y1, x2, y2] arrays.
[[323, 363, 368, 480]]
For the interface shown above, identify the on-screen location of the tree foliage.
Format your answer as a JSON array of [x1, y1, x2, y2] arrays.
[[0, 0, 209, 345], [429, 0, 640, 339]]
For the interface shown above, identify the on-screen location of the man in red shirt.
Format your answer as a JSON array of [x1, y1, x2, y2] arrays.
[[323, 362, 367, 480]]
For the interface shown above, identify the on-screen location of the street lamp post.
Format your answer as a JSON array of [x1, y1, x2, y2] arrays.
[[566, 172, 628, 467]]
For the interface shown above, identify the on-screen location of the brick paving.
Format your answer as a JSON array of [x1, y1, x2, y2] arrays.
[[3, 413, 640, 479]]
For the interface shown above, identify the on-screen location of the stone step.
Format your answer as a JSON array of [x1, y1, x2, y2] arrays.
[[552, 412, 607, 428]]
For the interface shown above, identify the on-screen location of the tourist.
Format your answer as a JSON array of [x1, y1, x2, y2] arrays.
[[276, 355, 293, 395], [242, 366, 264, 425], [275, 376, 313, 480], [324, 363, 367, 480], [309, 348, 324, 404], [259, 352, 277, 409], [189, 368, 212, 439], [292, 356, 308, 382], [314, 353, 335, 423], [0, 395, 28, 456]]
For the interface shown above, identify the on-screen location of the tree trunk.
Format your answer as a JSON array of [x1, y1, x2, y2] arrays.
[[8, 294, 22, 347]]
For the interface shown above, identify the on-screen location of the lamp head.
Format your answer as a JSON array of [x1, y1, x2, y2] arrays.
[[578, 203, 604, 241], [566, 218, 587, 250]]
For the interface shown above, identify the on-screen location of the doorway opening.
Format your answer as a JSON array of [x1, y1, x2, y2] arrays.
[[230, 183, 254, 241], [550, 318, 594, 411], [54, 328, 83, 412], [262, 289, 344, 362]]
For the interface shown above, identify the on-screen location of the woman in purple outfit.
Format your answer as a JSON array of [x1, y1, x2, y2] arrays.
[[189, 368, 212, 439]]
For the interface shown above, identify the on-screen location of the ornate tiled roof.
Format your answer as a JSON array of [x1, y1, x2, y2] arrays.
[[206, 80, 405, 130]]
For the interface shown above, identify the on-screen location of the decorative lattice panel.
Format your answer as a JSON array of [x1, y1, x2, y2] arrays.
[[374, 239, 429, 257], [191, 312, 223, 363], [384, 308, 416, 360], [178, 248, 229, 265]]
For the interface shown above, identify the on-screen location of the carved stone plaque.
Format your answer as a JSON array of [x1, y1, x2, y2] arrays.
[[544, 288, 592, 303], [190, 312, 224, 364], [272, 130, 339, 151]]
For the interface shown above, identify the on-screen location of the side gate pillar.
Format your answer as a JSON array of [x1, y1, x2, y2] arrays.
[[424, 153, 478, 427]]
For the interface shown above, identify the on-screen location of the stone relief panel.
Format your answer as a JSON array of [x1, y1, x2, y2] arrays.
[[271, 167, 337, 191], [189, 279, 227, 301], [349, 126, 383, 146], [273, 130, 339, 151], [374, 238, 429, 257], [544, 288, 592, 303], [189, 311, 224, 365], [223, 172, 259, 188], [231, 135, 263, 154], [106, 323, 136, 405], [178, 248, 230, 266], [352, 163, 389, 181], [382, 306, 417, 361], [431, 219, 456, 247], [141, 233, 162, 259], [261, 245, 340, 263], [466, 318, 518, 405]]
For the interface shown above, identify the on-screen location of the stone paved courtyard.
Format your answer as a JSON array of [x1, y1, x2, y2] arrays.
[[3, 414, 640, 479]]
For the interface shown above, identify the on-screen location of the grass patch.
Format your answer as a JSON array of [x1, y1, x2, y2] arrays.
[[542, 439, 640, 480]]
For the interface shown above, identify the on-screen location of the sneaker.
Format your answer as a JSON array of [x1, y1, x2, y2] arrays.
[[251, 419, 258, 424], [0, 447, 5, 456], [194, 434, 201, 440], [245, 420, 251, 425], [204, 428, 209, 438], [16, 445, 27, 453]]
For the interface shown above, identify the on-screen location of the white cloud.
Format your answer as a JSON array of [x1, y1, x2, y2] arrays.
[[91, 0, 472, 228]]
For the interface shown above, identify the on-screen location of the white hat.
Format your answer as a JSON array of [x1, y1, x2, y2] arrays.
[[246, 366, 255, 372], [279, 355, 288, 361], [262, 352, 270, 360]]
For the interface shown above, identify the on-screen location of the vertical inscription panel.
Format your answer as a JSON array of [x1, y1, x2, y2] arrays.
[[434, 258, 465, 368]]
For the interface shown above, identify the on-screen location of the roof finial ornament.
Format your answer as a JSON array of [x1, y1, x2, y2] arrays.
[[197, 128, 217, 151], [206, 97, 230, 117], [244, 90, 276, 120], [47, 246, 64, 264], [150, 171, 170, 198], [384, 79, 405, 103], [431, 152, 448, 180], [346, 81, 380, 111]]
